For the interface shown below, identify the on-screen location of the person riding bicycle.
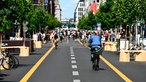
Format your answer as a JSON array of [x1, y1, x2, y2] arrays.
[[89, 31, 102, 69], [53, 31, 60, 48]]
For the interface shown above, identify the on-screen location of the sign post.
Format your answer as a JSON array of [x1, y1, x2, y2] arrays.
[[97, 22, 101, 31]]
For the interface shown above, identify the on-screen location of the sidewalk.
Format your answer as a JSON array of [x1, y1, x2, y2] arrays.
[[0, 41, 53, 81]]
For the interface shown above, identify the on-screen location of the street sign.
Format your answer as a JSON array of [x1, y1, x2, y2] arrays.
[[97, 22, 101, 27]]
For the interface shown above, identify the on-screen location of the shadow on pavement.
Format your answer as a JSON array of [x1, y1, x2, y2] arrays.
[[18, 64, 35, 67]]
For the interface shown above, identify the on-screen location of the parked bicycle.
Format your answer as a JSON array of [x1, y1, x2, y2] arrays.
[[0, 43, 19, 70]]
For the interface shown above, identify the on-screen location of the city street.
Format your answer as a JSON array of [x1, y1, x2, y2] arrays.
[[1, 38, 146, 82]]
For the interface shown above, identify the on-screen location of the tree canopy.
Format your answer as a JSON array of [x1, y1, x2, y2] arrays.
[[0, 0, 61, 34], [77, 0, 146, 30]]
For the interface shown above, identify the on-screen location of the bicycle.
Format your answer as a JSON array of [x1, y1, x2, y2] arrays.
[[90, 46, 103, 71], [4, 48, 19, 68], [0, 48, 15, 70], [0, 43, 19, 70]]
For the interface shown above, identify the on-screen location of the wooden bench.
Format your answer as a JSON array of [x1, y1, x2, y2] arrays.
[[119, 50, 146, 62], [103, 42, 117, 51], [1, 46, 29, 57], [2, 40, 34, 53]]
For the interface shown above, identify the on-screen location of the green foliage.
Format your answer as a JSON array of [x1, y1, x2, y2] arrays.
[[0, 16, 12, 32], [68, 22, 71, 28], [78, 0, 146, 30], [0, 2, 12, 32], [78, 11, 96, 30], [0, 0, 61, 33], [96, 0, 115, 30]]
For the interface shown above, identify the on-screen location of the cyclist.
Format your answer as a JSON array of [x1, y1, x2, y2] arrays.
[[53, 31, 60, 48], [89, 31, 102, 70], [59, 31, 63, 42]]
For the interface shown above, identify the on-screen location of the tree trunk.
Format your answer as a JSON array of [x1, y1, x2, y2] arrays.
[[20, 21, 24, 38], [0, 32, 2, 47], [22, 21, 25, 46]]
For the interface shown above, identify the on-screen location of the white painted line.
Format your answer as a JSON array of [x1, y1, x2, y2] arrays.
[[71, 60, 76, 63], [70, 51, 74, 54], [72, 71, 79, 76], [67, 39, 69, 44], [70, 47, 74, 55], [71, 55, 75, 57], [72, 65, 77, 69], [71, 57, 76, 60], [73, 79, 81, 82], [70, 47, 80, 82]]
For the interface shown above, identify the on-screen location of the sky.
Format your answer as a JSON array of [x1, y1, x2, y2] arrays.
[[59, 0, 79, 19]]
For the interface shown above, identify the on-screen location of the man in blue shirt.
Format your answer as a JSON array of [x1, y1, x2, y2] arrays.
[[89, 32, 101, 47], [89, 31, 102, 69]]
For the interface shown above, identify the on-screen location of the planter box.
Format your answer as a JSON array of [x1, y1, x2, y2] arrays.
[[34, 41, 42, 48]]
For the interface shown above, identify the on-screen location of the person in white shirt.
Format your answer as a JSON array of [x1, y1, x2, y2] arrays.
[[33, 32, 38, 48], [42, 32, 46, 43], [33, 32, 38, 41]]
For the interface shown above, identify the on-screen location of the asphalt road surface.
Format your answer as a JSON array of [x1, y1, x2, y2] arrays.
[[1, 38, 146, 82]]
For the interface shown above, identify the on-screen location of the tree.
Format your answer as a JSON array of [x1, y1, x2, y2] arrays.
[[0, 0, 62, 39], [13, 0, 32, 37], [95, 0, 115, 30], [0, 0, 13, 32], [68, 22, 71, 29], [78, 11, 96, 30], [0, 0, 13, 45]]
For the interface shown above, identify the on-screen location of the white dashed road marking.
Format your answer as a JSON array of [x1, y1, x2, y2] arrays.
[[70, 47, 81, 82], [73, 79, 81, 82], [71, 60, 76, 64], [72, 65, 77, 69], [71, 54, 75, 57], [72, 71, 79, 76], [71, 57, 76, 59]]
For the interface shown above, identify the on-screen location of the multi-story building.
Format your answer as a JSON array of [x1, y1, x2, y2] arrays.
[[84, 0, 105, 16], [54, 0, 61, 21], [74, 0, 85, 27], [31, 0, 53, 16], [74, 0, 105, 27], [61, 18, 77, 30], [31, 0, 61, 21]]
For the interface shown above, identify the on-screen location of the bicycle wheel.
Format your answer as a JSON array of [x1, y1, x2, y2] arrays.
[[92, 54, 96, 70], [92, 59, 97, 70], [2, 56, 14, 70], [11, 55, 19, 68], [92, 54, 99, 71]]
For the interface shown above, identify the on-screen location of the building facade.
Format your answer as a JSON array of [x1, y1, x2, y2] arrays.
[[31, 0, 61, 21], [74, 0, 105, 28], [54, 0, 61, 21], [74, 0, 85, 27]]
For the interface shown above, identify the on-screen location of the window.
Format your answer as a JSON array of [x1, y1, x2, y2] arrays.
[[80, 0, 84, 2], [78, 8, 83, 11], [80, 3, 85, 6], [78, 12, 83, 16]]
